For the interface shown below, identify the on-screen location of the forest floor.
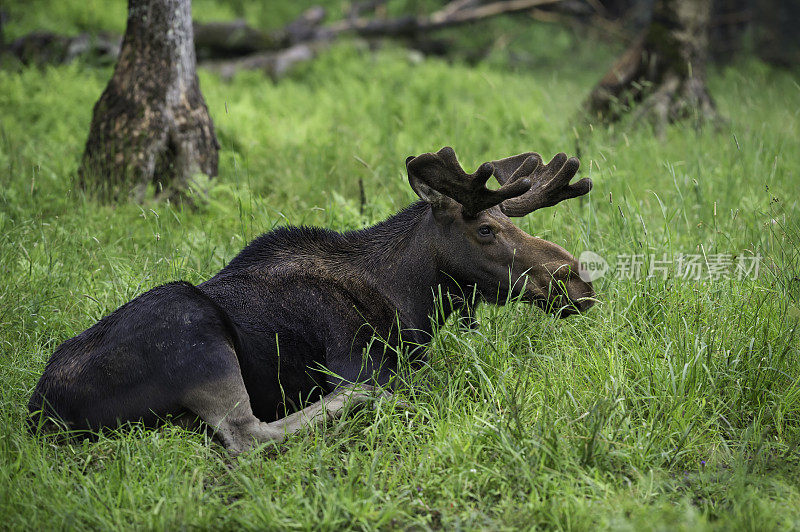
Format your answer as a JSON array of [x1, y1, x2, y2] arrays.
[[1, 1, 800, 529]]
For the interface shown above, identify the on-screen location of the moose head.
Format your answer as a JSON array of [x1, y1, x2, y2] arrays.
[[405, 146, 595, 317]]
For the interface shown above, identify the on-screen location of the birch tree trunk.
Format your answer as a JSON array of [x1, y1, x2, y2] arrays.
[[79, 0, 219, 202], [583, 0, 720, 131]]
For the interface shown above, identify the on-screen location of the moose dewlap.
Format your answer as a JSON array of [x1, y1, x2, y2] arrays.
[[29, 147, 595, 453]]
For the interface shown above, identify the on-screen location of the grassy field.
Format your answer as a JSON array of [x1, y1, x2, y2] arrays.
[[2, 1, 800, 529]]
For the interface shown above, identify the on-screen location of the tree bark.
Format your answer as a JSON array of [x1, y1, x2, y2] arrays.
[[582, 0, 719, 130], [79, 0, 219, 202]]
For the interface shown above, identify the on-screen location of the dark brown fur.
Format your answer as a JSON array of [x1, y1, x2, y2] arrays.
[[29, 149, 594, 451]]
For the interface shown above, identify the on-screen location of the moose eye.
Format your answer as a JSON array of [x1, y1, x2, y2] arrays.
[[477, 225, 493, 237]]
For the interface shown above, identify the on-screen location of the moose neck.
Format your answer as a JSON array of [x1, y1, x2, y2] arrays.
[[343, 201, 460, 330]]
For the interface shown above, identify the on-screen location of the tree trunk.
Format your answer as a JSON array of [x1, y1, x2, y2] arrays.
[[79, 0, 219, 202], [582, 0, 719, 131]]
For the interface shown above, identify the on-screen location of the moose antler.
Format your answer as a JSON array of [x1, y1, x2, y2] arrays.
[[492, 152, 592, 217], [406, 147, 531, 217]]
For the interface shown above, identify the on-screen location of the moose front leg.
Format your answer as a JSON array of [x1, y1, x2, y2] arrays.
[[266, 384, 391, 437]]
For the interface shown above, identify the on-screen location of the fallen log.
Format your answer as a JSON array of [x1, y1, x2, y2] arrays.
[[203, 43, 319, 81], [5, 31, 120, 65], [192, 19, 275, 59], [4, 0, 564, 76], [319, 0, 563, 39], [193, 7, 326, 59], [208, 0, 563, 77]]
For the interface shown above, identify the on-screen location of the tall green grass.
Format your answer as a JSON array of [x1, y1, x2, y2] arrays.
[[1, 8, 799, 529]]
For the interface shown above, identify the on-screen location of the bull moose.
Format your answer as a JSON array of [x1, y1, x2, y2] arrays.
[[29, 147, 595, 453]]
